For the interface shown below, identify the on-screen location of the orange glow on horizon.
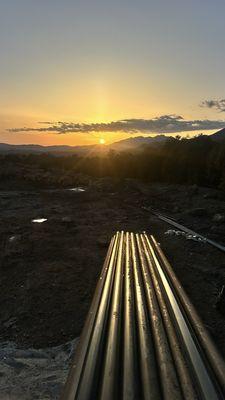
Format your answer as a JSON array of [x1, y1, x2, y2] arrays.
[[0, 112, 219, 146]]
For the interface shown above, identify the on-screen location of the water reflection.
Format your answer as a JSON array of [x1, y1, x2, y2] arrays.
[[32, 218, 47, 223], [68, 187, 85, 192]]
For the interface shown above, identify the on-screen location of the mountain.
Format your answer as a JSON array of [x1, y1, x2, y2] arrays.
[[211, 128, 225, 141], [108, 135, 168, 151], [0, 135, 169, 155], [0, 143, 96, 154], [1, 129, 225, 155]]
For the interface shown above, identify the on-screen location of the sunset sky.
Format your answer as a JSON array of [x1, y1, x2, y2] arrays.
[[1, 0, 225, 145]]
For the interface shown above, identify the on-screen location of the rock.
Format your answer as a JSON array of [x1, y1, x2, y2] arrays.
[[212, 214, 225, 223]]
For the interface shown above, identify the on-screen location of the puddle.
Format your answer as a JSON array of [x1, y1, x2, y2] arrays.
[[32, 218, 48, 224], [68, 187, 85, 192]]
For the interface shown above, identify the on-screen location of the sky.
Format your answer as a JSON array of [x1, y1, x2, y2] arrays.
[[1, 0, 225, 145]]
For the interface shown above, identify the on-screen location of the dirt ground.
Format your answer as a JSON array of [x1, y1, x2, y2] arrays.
[[0, 179, 225, 359]]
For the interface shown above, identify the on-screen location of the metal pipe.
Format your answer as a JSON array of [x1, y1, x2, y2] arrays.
[[150, 235, 225, 396], [61, 231, 225, 400], [60, 234, 117, 400], [66, 232, 121, 400], [151, 210, 225, 253], [130, 233, 161, 400], [122, 233, 139, 400], [99, 231, 125, 400], [139, 234, 198, 400], [145, 234, 221, 400], [135, 234, 183, 400], [76, 231, 122, 400]]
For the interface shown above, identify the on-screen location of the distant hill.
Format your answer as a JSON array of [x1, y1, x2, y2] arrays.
[[0, 143, 96, 154], [1, 129, 225, 154], [0, 135, 169, 155], [211, 128, 225, 141], [108, 135, 168, 151]]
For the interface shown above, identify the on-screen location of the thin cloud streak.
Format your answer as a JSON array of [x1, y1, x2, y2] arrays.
[[200, 99, 225, 112], [7, 115, 225, 135]]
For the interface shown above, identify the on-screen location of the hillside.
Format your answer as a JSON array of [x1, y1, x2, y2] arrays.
[[108, 134, 168, 151], [0, 142, 95, 155], [211, 128, 225, 141], [0, 135, 169, 155], [1, 129, 225, 155]]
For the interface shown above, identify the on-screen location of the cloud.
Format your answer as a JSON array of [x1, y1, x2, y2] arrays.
[[200, 99, 225, 112], [7, 114, 225, 135]]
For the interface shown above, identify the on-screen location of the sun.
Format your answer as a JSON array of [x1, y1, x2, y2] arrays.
[[99, 138, 106, 145]]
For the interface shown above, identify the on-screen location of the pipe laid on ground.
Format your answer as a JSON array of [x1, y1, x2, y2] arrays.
[[150, 234, 225, 396], [146, 208, 225, 253], [122, 233, 138, 400], [131, 232, 161, 400], [61, 233, 120, 400], [61, 231, 225, 400], [139, 234, 198, 400], [99, 231, 125, 399]]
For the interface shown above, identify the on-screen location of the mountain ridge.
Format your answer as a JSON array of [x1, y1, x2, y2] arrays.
[[0, 128, 225, 154], [0, 135, 169, 154]]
